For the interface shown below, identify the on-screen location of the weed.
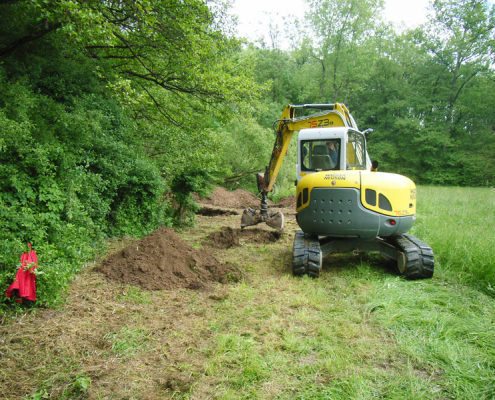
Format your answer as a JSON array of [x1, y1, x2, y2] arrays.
[[26, 389, 48, 400]]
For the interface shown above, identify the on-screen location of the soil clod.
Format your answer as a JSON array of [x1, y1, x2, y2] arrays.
[[197, 207, 240, 216]]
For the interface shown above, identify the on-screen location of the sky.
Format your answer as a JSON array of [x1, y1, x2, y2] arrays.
[[230, 0, 495, 48]]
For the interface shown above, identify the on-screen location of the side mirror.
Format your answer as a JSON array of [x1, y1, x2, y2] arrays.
[[363, 128, 374, 135], [371, 160, 379, 172]]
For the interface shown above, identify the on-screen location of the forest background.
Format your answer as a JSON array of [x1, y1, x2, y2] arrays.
[[0, 0, 494, 306]]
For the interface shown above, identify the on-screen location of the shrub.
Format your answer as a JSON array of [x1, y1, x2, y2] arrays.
[[169, 167, 215, 226]]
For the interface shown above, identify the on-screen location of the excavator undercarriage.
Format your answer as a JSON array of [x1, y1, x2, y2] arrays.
[[292, 231, 434, 279]]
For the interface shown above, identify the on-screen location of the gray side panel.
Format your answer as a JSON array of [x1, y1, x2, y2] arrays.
[[297, 188, 414, 239]]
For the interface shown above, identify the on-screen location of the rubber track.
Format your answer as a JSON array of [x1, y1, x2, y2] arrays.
[[293, 231, 322, 278], [388, 233, 434, 279]]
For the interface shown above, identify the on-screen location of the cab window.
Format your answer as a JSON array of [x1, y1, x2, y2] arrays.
[[346, 131, 366, 170], [301, 139, 341, 171]]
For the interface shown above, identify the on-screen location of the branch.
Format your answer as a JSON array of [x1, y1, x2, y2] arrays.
[[0, 22, 62, 59], [451, 67, 483, 106], [138, 83, 185, 128]]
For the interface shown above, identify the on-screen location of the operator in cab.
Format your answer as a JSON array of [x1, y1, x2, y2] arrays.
[[327, 141, 338, 167]]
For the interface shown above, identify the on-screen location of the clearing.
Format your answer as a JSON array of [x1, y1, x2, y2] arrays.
[[1, 187, 495, 400]]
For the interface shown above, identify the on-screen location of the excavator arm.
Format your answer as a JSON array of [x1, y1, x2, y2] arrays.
[[261, 103, 354, 192], [242, 103, 354, 231]]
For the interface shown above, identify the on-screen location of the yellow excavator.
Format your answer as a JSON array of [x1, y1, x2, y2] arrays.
[[241, 103, 434, 279]]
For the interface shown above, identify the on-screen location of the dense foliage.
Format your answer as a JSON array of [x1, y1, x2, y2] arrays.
[[0, 0, 260, 306], [0, 0, 494, 306]]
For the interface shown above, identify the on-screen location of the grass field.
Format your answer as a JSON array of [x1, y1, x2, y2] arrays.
[[1, 186, 495, 399], [413, 186, 495, 290]]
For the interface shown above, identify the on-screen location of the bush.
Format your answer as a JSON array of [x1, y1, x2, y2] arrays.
[[0, 59, 167, 308], [169, 168, 215, 226]]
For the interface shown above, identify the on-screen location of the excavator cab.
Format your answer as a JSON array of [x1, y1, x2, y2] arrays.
[[296, 127, 370, 184]]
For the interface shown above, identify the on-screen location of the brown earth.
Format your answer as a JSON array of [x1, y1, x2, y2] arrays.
[[197, 207, 240, 217], [194, 187, 267, 208], [273, 195, 296, 209], [205, 226, 282, 249], [96, 226, 241, 291]]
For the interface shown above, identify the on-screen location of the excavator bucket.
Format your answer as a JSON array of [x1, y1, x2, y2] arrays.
[[241, 208, 259, 228], [241, 208, 284, 231], [241, 175, 284, 231], [266, 210, 284, 230]]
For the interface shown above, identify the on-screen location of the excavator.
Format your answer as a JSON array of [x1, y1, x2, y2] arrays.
[[241, 103, 434, 279]]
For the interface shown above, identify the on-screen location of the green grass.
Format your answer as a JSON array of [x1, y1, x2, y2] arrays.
[[201, 264, 495, 399], [413, 186, 495, 291], [203, 269, 434, 399], [116, 284, 152, 304], [369, 278, 495, 399]]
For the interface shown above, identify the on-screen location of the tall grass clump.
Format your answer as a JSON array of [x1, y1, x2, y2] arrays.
[[411, 186, 495, 292]]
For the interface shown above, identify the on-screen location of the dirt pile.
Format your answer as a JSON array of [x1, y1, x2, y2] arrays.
[[97, 226, 241, 290], [195, 187, 266, 208], [205, 226, 281, 249], [274, 195, 296, 209]]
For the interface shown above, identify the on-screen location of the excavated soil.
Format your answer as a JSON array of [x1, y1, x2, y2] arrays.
[[274, 195, 296, 209], [205, 226, 282, 249], [197, 207, 240, 217], [96, 226, 241, 290], [195, 187, 297, 210], [195, 187, 268, 208]]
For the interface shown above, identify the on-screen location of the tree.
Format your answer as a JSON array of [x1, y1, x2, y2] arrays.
[[352, 28, 429, 181], [303, 0, 384, 103], [422, 0, 495, 137], [0, 0, 261, 127], [0, 0, 265, 306]]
